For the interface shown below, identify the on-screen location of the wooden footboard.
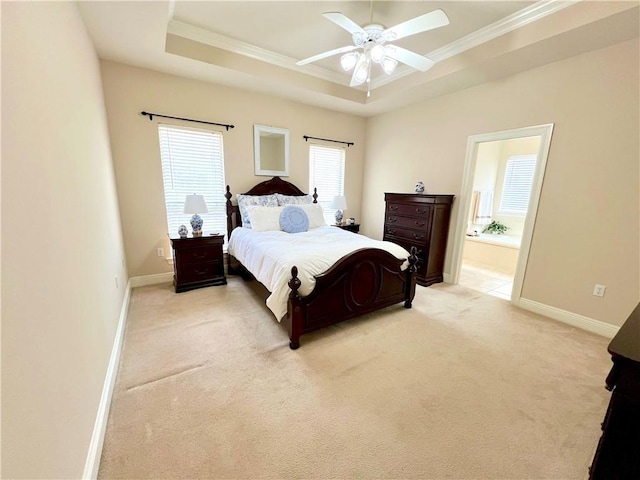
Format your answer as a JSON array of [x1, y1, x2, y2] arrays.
[[225, 177, 418, 349], [286, 247, 418, 349]]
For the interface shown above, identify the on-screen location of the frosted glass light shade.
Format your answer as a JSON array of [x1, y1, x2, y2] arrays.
[[370, 44, 385, 63], [340, 52, 359, 71], [353, 60, 369, 85], [382, 57, 398, 75], [183, 194, 208, 214]]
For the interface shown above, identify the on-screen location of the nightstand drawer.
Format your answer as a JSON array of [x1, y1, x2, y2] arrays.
[[176, 245, 220, 263], [179, 260, 223, 284]]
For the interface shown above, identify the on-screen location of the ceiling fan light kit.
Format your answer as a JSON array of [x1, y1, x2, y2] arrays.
[[296, 8, 450, 92]]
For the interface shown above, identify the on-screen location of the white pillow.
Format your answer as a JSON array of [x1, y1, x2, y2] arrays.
[[276, 193, 314, 206], [246, 206, 283, 232], [297, 204, 327, 229]]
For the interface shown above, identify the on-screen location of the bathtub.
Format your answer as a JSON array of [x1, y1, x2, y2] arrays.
[[463, 233, 521, 274]]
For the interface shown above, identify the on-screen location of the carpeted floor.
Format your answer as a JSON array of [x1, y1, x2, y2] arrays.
[[98, 277, 611, 479]]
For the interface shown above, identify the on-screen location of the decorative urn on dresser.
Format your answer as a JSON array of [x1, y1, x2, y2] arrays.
[[383, 192, 454, 287]]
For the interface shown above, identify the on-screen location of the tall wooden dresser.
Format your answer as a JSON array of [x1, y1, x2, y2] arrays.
[[589, 302, 640, 479], [383, 193, 454, 287]]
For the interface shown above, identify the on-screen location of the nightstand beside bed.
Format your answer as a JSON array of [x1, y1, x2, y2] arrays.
[[169, 233, 226, 293]]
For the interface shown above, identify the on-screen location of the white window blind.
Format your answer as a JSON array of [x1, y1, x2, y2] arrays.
[[498, 154, 537, 216], [158, 124, 227, 240], [308, 144, 345, 224]]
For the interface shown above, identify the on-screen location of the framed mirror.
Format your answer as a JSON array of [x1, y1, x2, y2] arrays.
[[254, 125, 290, 177]]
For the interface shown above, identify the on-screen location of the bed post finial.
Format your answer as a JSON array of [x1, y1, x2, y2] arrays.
[[288, 266, 301, 297], [312, 187, 318, 204]]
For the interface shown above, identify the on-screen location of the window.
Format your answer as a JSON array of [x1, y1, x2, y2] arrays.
[[308, 144, 345, 224], [158, 124, 227, 240], [498, 154, 536, 216]]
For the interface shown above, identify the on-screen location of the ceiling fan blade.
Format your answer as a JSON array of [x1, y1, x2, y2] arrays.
[[384, 9, 449, 41], [322, 12, 366, 36], [385, 46, 435, 72], [296, 45, 358, 66]]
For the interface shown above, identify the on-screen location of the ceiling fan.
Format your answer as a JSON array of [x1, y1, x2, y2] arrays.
[[296, 8, 450, 89]]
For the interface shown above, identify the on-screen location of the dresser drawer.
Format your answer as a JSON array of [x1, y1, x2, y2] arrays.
[[385, 214, 428, 231], [176, 245, 221, 264], [384, 225, 428, 243], [179, 260, 223, 284], [386, 202, 431, 218]]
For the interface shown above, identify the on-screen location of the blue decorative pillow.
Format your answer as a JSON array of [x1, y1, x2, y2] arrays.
[[279, 206, 309, 233]]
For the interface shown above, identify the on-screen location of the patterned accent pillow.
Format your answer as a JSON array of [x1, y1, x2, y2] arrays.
[[279, 206, 309, 233], [276, 193, 314, 206], [236, 194, 278, 228]]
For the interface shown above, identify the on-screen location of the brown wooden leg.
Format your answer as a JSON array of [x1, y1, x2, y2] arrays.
[[287, 266, 303, 349], [404, 247, 418, 308]]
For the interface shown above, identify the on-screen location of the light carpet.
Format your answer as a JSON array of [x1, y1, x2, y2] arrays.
[[98, 277, 611, 479]]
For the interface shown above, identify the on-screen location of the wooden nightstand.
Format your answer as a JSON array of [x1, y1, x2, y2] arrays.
[[169, 234, 226, 293], [335, 223, 360, 233]]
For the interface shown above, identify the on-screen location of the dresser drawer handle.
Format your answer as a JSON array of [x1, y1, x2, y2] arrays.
[[414, 220, 426, 227], [413, 233, 425, 240], [388, 228, 397, 235], [416, 208, 426, 215], [192, 253, 207, 260], [387, 217, 398, 223], [389, 205, 398, 211]]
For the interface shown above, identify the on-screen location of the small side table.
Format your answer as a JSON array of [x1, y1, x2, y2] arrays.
[[169, 233, 226, 293], [335, 223, 360, 233]]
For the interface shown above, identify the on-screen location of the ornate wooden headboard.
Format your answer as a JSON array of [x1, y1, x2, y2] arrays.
[[225, 176, 318, 239]]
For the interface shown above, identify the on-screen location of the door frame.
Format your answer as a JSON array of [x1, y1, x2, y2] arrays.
[[449, 123, 554, 305]]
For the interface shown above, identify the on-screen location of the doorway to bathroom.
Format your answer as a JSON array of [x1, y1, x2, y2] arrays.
[[450, 124, 554, 305]]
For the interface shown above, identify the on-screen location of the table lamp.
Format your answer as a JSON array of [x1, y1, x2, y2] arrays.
[[331, 195, 347, 225], [184, 194, 208, 237]]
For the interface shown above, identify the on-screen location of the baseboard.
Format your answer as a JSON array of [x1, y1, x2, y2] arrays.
[[518, 297, 620, 339], [82, 279, 132, 479], [443, 272, 452, 283], [129, 271, 173, 288]]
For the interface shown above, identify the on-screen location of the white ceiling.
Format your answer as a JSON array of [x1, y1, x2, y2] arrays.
[[78, 1, 639, 117]]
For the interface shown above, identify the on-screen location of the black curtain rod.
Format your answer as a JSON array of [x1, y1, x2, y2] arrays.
[[303, 135, 353, 147], [140, 111, 234, 131]]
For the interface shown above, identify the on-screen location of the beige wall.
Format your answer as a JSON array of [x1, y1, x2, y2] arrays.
[[1, 2, 128, 478], [100, 61, 367, 277], [363, 39, 639, 327]]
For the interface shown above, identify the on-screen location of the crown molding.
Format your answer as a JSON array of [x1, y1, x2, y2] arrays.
[[372, 0, 579, 89], [167, 19, 349, 86]]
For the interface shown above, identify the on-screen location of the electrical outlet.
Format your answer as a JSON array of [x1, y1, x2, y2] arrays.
[[157, 248, 164, 257], [593, 284, 606, 297]]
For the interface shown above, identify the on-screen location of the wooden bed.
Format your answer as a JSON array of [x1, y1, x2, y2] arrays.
[[225, 176, 417, 349]]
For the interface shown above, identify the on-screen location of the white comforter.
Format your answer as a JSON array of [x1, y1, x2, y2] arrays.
[[227, 226, 410, 320]]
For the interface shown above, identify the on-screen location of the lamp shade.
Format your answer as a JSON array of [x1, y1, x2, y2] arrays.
[[183, 194, 208, 214], [330, 195, 347, 210]]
